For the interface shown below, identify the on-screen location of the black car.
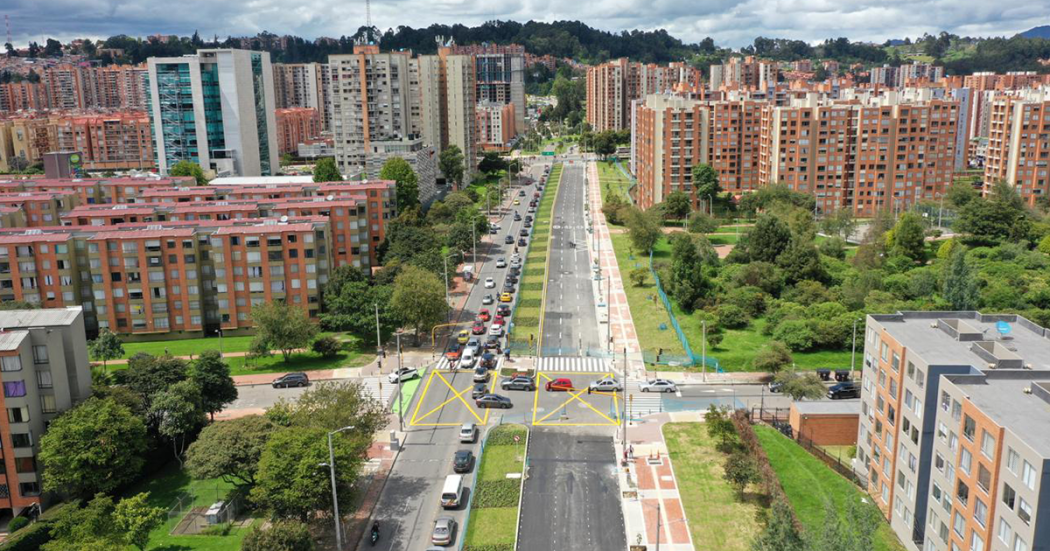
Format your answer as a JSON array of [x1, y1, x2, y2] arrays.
[[519, 229, 529, 237], [828, 382, 861, 399], [517, 238, 527, 247], [518, 190, 526, 197], [514, 213, 522, 221], [272, 372, 309, 388], [501, 376, 536, 391], [471, 382, 489, 399], [480, 351, 498, 367], [506, 275, 518, 284], [483, 336, 501, 351], [453, 450, 474, 473], [509, 266, 520, 276], [505, 235, 514, 244], [476, 394, 512, 409], [502, 283, 515, 294], [497, 304, 511, 317]]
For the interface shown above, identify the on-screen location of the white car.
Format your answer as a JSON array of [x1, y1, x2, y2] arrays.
[[588, 377, 623, 392], [388, 367, 420, 384], [496, 258, 507, 268], [639, 379, 677, 393], [484, 277, 496, 288], [482, 294, 494, 305], [488, 323, 503, 336]]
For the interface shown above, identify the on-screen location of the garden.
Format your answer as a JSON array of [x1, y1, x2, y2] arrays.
[[463, 424, 529, 551]]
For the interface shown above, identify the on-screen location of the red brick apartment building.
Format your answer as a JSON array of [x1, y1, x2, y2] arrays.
[[275, 107, 322, 155], [983, 88, 1050, 205]]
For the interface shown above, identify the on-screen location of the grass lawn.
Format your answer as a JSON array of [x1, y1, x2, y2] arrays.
[[464, 424, 527, 549], [224, 345, 372, 376], [464, 507, 518, 547], [609, 231, 684, 357], [121, 335, 256, 358], [703, 318, 855, 372], [510, 164, 561, 343], [597, 160, 632, 206], [477, 444, 526, 481], [754, 425, 905, 551], [126, 462, 255, 550], [664, 423, 765, 551]]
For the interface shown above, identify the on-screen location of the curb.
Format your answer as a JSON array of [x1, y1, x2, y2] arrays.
[[513, 424, 532, 551]]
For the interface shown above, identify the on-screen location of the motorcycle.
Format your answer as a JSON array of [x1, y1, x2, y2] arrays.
[[370, 521, 380, 546]]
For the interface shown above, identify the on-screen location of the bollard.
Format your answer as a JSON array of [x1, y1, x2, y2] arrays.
[[389, 430, 399, 451]]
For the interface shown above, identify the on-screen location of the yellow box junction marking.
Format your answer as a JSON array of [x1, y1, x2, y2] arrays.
[[531, 371, 622, 426], [410, 369, 492, 426]]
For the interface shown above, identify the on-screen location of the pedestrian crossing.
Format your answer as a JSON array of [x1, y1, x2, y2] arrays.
[[360, 376, 398, 406], [625, 381, 664, 417], [537, 356, 614, 373]]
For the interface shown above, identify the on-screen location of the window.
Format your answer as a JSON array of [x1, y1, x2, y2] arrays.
[[978, 464, 991, 493], [1018, 497, 1031, 524], [935, 453, 945, 472], [974, 498, 987, 527], [957, 480, 969, 507], [10, 433, 31, 448], [3, 381, 26, 398], [1002, 483, 1016, 509], [1021, 460, 1036, 490], [963, 415, 976, 441], [18, 482, 40, 497], [14, 457, 35, 474], [960, 449, 972, 475], [7, 406, 29, 423], [970, 531, 984, 551], [1014, 537, 1028, 551], [1006, 448, 1019, 473], [998, 519, 1012, 544], [0, 356, 22, 372], [980, 431, 995, 459], [32, 345, 48, 364], [953, 511, 965, 536], [40, 395, 56, 414], [36, 370, 52, 389]]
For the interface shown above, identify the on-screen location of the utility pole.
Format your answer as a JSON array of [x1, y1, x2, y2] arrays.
[[396, 331, 404, 432], [442, 256, 451, 321], [701, 320, 707, 382], [375, 303, 381, 356]]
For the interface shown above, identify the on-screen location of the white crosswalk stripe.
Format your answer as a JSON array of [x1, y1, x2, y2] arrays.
[[625, 381, 664, 417], [537, 356, 614, 373], [360, 376, 398, 406]]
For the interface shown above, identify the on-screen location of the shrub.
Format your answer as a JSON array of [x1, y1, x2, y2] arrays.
[[6, 517, 29, 533], [716, 304, 749, 329], [311, 336, 342, 358], [771, 319, 816, 351], [463, 544, 515, 551], [723, 286, 767, 317], [752, 341, 793, 373], [705, 330, 724, 349], [818, 237, 846, 259], [1039, 234, 1050, 255], [241, 520, 314, 551], [485, 425, 527, 446], [0, 521, 52, 551], [629, 268, 648, 287], [472, 479, 520, 508], [687, 212, 718, 234]]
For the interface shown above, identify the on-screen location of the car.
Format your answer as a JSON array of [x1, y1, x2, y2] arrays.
[[478, 309, 491, 322], [528, 207, 536, 214], [518, 190, 526, 197], [457, 330, 470, 344], [484, 335, 501, 351], [445, 342, 462, 361], [588, 377, 623, 392], [496, 258, 507, 268], [502, 376, 536, 391], [432, 517, 456, 546], [534, 191, 541, 198], [482, 293, 494, 305], [497, 304, 511, 316], [453, 450, 474, 473], [489, 226, 498, 235], [466, 337, 481, 355], [493, 313, 505, 325], [505, 235, 514, 244], [471, 382, 489, 399], [459, 423, 478, 443], [509, 267, 520, 277], [502, 283, 515, 294], [517, 238, 527, 247], [545, 377, 574, 392], [513, 199, 520, 205], [506, 274, 518, 285], [476, 394, 512, 409], [525, 215, 533, 222], [519, 229, 529, 237], [480, 352, 498, 368], [523, 221, 532, 229], [514, 213, 522, 221], [473, 365, 489, 383], [471, 322, 486, 335], [828, 381, 861, 400], [388, 367, 420, 384], [640, 379, 677, 393], [460, 348, 477, 368], [488, 323, 503, 336], [500, 292, 512, 302], [767, 381, 784, 393], [484, 277, 495, 288], [272, 372, 309, 388]]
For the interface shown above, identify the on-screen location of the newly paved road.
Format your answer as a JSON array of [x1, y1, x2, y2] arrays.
[[359, 161, 549, 551], [541, 161, 600, 356]]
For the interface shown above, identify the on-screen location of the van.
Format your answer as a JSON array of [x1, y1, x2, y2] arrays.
[[441, 474, 464, 509]]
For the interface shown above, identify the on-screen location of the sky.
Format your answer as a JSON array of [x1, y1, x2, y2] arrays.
[[5, 0, 1047, 49]]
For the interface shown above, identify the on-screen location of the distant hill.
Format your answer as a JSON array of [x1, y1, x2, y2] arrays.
[[1019, 26, 1050, 39]]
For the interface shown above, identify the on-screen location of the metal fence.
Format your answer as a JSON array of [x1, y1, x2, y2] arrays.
[[647, 250, 724, 371], [749, 406, 868, 490]]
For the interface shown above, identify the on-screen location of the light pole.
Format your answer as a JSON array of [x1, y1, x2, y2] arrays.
[[442, 254, 455, 321], [323, 425, 355, 551], [701, 320, 707, 382], [374, 303, 382, 356], [850, 317, 859, 380], [396, 330, 404, 431]]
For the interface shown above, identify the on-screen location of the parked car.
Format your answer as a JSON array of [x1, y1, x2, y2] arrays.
[[387, 367, 419, 384], [506, 274, 518, 285], [588, 377, 623, 392], [476, 394, 513, 409], [482, 293, 494, 305], [272, 372, 309, 388], [484, 277, 496, 288], [496, 258, 507, 268], [500, 292, 513, 302], [502, 376, 536, 391], [497, 304, 511, 317], [484, 335, 501, 351], [477, 309, 491, 322], [445, 342, 462, 361], [640, 379, 677, 393], [453, 450, 474, 473], [519, 229, 529, 237], [768, 381, 784, 393], [432, 517, 456, 546], [489, 226, 498, 234], [459, 423, 478, 443], [828, 381, 861, 399], [545, 377, 574, 392], [471, 382, 489, 399], [493, 314, 506, 325]]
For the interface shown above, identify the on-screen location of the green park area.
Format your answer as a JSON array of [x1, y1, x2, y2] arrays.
[[509, 163, 562, 346], [464, 424, 528, 550]]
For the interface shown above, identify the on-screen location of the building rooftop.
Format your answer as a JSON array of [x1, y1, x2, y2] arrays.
[[870, 312, 1050, 372], [0, 307, 82, 329], [209, 176, 316, 186], [949, 376, 1050, 458], [792, 401, 861, 415], [0, 330, 29, 351]]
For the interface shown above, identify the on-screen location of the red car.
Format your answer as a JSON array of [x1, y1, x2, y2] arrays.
[[472, 322, 486, 335], [493, 314, 505, 325], [478, 309, 491, 322], [545, 378, 574, 392]]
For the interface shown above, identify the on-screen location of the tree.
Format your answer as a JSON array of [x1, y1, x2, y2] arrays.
[[625, 207, 662, 252], [88, 328, 124, 371], [751, 499, 804, 551], [312, 157, 342, 182], [187, 415, 276, 489], [321, 266, 399, 337], [723, 451, 760, 498], [808, 497, 882, 551], [251, 426, 359, 520], [477, 151, 507, 175], [439, 145, 466, 188], [777, 239, 826, 285], [190, 350, 238, 420], [691, 163, 722, 212], [774, 371, 827, 401], [391, 265, 449, 343], [818, 208, 857, 240], [125, 353, 189, 411], [38, 397, 147, 498], [150, 380, 207, 466], [662, 191, 692, 220], [687, 211, 718, 234], [943, 248, 980, 310], [593, 131, 616, 159], [748, 215, 792, 262], [705, 404, 735, 449], [114, 492, 166, 551], [954, 181, 1030, 242], [44, 38, 63, 57], [251, 302, 319, 362], [42, 493, 123, 551], [947, 179, 979, 208], [312, 335, 342, 358], [629, 268, 648, 287], [669, 234, 711, 312], [169, 159, 207, 185], [888, 212, 926, 262], [379, 157, 420, 211], [242, 520, 315, 551], [753, 341, 792, 373], [0, 299, 37, 310]]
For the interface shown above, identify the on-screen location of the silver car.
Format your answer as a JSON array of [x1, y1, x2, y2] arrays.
[[639, 379, 677, 393], [432, 516, 456, 546], [588, 377, 623, 392]]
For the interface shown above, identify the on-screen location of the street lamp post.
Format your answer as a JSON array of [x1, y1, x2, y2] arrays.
[[850, 317, 859, 380], [442, 255, 452, 321], [396, 330, 404, 432], [324, 425, 356, 550], [701, 320, 707, 382]]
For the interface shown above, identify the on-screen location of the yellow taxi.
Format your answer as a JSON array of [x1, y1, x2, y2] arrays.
[[457, 330, 471, 344], [499, 292, 513, 303], [513, 199, 521, 205]]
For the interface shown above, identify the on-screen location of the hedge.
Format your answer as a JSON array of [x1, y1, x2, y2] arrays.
[[0, 522, 52, 551], [485, 425, 527, 446], [472, 479, 520, 508], [731, 410, 804, 532], [463, 543, 514, 551]]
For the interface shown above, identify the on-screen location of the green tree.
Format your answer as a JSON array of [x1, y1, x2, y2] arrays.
[[312, 335, 341, 358], [808, 498, 881, 551], [391, 264, 450, 344], [320, 266, 398, 337], [946, 179, 979, 208], [439, 145, 466, 188], [125, 353, 189, 411], [774, 371, 827, 401], [242, 520, 315, 551], [38, 398, 147, 498], [888, 212, 926, 262], [114, 492, 166, 551], [954, 181, 1031, 242], [169, 160, 207, 185], [723, 451, 760, 498], [662, 191, 692, 220], [753, 341, 793, 373], [818, 208, 857, 240], [88, 328, 124, 371], [777, 239, 826, 285], [251, 302, 319, 362], [150, 380, 207, 466], [593, 131, 616, 159], [748, 215, 792, 263], [691, 163, 722, 211], [379, 157, 420, 211], [687, 211, 718, 234], [751, 499, 805, 551], [187, 415, 276, 489], [312, 157, 342, 182], [477, 151, 507, 175], [190, 349, 238, 420], [705, 404, 735, 449], [943, 248, 980, 310], [625, 207, 662, 252], [669, 234, 711, 312], [0, 299, 37, 310], [42, 493, 123, 551], [629, 267, 648, 287]]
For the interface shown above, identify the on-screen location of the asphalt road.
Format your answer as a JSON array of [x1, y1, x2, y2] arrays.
[[518, 427, 625, 551], [359, 161, 550, 551], [541, 162, 600, 356]]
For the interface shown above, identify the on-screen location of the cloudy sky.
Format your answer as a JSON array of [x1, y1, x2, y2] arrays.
[[6, 0, 1047, 49]]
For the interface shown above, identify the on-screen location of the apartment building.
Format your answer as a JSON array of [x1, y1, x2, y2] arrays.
[[0, 81, 47, 113], [0, 307, 92, 516], [42, 64, 92, 110], [147, 49, 279, 178], [272, 62, 332, 130], [983, 88, 1050, 205], [476, 102, 517, 151], [451, 42, 525, 134], [0, 117, 52, 172], [586, 59, 634, 132], [709, 56, 777, 91], [437, 50, 478, 184], [275, 107, 322, 155], [48, 111, 155, 171], [360, 137, 438, 206], [855, 311, 1050, 551]]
